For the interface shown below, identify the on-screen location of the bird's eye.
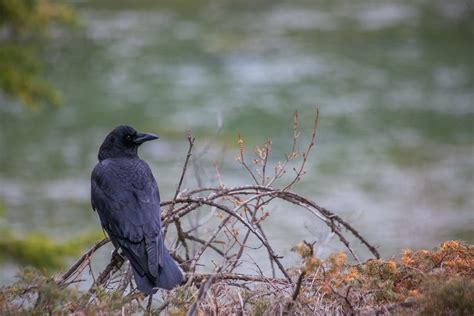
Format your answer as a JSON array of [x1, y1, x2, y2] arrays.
[[125, 135, 132, 141]]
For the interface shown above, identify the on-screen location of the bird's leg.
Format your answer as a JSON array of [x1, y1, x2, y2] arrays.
[[146, 294, 153, 314], [114, 248, 126, 259], [109, 239, 126, 259]]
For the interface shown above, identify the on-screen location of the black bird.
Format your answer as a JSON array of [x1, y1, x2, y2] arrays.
[[91, 125, 183, 294]]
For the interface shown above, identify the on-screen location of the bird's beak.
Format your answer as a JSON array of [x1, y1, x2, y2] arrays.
[[133, 132, 159, 144]]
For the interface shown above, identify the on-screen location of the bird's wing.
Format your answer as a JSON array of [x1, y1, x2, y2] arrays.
[[91, 158, 165, 278]]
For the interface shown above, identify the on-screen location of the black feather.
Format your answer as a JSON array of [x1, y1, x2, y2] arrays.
[[91, 125, 183, 294]]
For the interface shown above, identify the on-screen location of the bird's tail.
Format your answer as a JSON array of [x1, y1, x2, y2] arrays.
[[131, 267, 156, 295], [154, 249, 184, 290], [130, 247, 183, 295]]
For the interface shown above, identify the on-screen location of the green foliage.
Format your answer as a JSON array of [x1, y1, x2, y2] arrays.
[[0, 44, 61, 107], [0, 229, 103, 269], [0, 0, 75, 108]]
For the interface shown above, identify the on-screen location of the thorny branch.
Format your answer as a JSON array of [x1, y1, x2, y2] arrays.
[[39, 110, 381, 314]]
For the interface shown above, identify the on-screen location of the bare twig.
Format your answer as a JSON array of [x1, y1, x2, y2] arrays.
[[78, 249, 125, 307], [188, 272, 288, 284], [161, 186, 379, 261], [164, 133, 196, 236], [146, 294, 153, 315], [236, 133, 259, 185], [283, 109, 319, 191], [187, 265, 223, 316], [182, 231, 225, 257], [55, 238, 110, 286]]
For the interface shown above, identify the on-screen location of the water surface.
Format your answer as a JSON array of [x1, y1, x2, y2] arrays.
[[0, 0, 473, 283]]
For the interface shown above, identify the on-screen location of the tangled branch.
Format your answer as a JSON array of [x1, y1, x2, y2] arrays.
[[8, 110, 383, 314]]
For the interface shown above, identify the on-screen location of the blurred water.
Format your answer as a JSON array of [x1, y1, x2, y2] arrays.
[[0, 0, 473, 283]]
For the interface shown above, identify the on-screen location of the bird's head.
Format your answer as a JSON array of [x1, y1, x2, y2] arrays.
[[98, 125, 159, 161]]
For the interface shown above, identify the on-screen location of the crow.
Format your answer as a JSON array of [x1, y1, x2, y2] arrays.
[[91, 125, 183, 295]]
